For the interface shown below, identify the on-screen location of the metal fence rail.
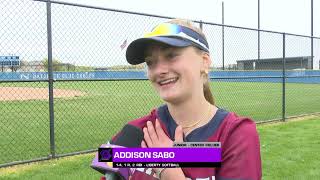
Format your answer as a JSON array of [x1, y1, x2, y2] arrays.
[[0, 0, 319, 167]]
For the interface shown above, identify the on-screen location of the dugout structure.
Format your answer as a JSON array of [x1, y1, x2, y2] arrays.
[[237, 56, 313, 70]]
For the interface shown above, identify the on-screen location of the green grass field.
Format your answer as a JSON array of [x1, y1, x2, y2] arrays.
[[0, 80, 319, 166], [0, 116, 319, 180]]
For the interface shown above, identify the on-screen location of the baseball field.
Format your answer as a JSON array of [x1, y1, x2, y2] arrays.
[[0, 80, 319, 166]]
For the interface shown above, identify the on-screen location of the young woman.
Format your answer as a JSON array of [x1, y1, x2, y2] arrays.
[[111, 19, 261, 180]]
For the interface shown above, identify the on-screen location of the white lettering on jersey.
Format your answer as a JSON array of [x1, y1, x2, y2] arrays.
[[135, 168, 145, 172], [185, 176, 215, 180], [195, 177, 210, 180], [145, 168, 153, 175]]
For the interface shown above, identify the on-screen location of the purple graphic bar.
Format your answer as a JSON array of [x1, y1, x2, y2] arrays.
[[112, 148, 221, 162]]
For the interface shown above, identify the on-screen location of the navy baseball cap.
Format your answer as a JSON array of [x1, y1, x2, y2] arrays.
[[126, 22, 210, 65]]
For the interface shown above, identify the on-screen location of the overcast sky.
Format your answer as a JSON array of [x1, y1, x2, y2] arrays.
[[66, 0, 320, 36], [56, 0, 320, 69], [0, 0, 319, 69]]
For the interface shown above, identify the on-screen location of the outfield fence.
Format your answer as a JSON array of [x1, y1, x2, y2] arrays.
[[0, 0, 320, 167]]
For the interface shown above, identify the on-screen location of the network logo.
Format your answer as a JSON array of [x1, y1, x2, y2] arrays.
[[98, 148, 113, 162]]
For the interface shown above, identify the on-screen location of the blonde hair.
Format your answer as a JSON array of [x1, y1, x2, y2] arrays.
[[167, 19, 215, 105]]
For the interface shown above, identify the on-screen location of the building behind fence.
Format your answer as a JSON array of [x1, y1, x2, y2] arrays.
[[0, 0, 319, 168]]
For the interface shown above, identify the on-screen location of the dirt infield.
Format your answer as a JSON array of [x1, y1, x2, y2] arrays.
[[0, 87, 86, 101]]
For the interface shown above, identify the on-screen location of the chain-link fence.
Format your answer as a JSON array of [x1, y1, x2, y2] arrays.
[[0, 0, 319, 167]]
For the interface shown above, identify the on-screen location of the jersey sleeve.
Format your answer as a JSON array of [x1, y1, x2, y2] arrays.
[[216, 118, 262, 180]]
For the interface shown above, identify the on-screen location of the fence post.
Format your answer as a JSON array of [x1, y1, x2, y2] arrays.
[[222, 1, 225, 70], [282, 33, 286, 121], [311, 0, 314, 69], [258, 0, 260, 61], [46, 0, 55, 158]]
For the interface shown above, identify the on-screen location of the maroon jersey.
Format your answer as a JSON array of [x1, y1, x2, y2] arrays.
[[110, 105, 262, 180]]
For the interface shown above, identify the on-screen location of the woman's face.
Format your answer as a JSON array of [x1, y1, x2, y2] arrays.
[[145, 44, 209, 104]]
